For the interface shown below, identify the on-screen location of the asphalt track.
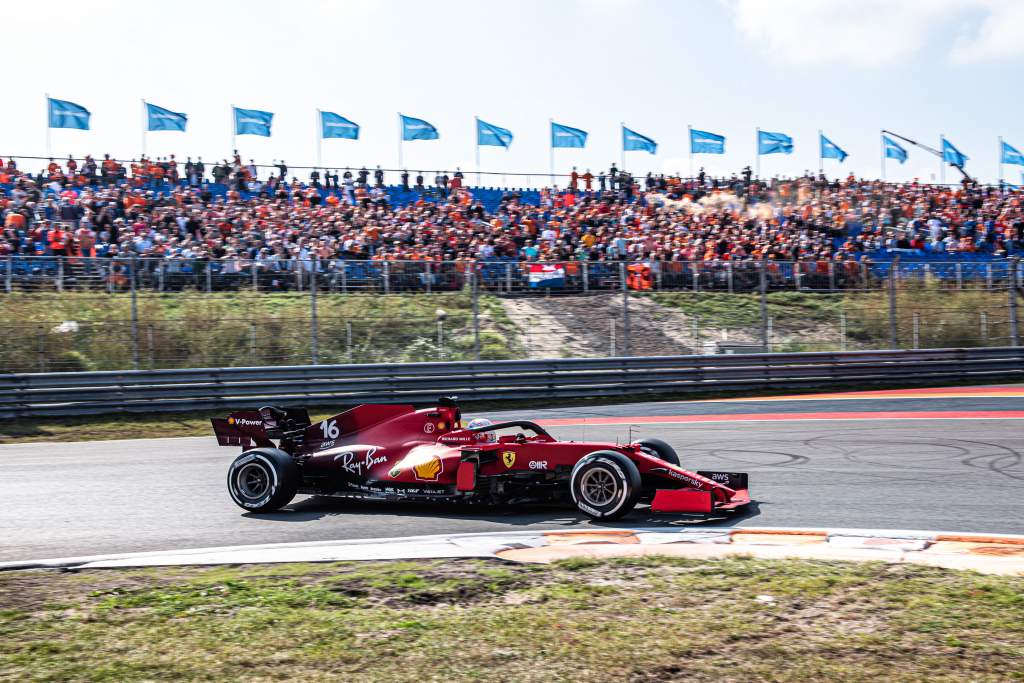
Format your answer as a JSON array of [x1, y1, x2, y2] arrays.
[[2, 386, 1023, 563]]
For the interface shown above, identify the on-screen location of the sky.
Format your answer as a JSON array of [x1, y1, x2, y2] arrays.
[[3, 0, 1023, 184]]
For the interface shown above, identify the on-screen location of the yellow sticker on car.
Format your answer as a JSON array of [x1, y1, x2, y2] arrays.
[[502, 451, 516, 468]]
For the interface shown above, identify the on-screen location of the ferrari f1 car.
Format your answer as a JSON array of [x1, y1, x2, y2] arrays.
[[212, 398, 751, 521]]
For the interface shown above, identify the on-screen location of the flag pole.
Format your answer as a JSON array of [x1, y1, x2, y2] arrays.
[[939, 133, 945, 186], [45, 93, 51, 159], [755, 127, 760, 179], [230, 105, 236, 157], [620, 122, 626, 174], [397, 112, 403, 171], [141, 99, 147, 158], [998, 135, 1004, 186], [817, 129, 823, 176], [316, 109, 322, 170], [687, 124, 694, 178], [548, 118, 554, 187], [880, 130, 886, 182], [475, 116, 481, 185]]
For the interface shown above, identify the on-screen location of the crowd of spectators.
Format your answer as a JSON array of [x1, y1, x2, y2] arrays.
[[2, 154, 1023, 272]]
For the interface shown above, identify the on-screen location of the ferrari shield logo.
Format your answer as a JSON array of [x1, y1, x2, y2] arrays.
[[502, 451, 516, 468]]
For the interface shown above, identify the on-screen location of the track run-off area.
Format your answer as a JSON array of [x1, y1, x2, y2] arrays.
[[1, 385, 1023, 563]]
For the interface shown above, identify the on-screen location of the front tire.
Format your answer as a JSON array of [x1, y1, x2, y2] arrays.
[[635, 438, 681, 466], [570, 451, 641, 521], [227, 449, 299, 513]]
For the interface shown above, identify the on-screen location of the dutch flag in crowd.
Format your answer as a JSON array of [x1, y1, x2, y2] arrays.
[[529, 264, 566, 288]]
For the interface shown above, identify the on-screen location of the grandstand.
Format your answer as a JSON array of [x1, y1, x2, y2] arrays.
[[2, 153, 1023, 293]]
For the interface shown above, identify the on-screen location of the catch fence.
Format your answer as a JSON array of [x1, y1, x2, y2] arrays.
[[0, 257, 1019, 374]]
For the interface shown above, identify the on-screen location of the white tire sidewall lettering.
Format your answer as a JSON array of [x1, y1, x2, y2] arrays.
[[570, 454, 628, 518], [228, 452, 280, 510]]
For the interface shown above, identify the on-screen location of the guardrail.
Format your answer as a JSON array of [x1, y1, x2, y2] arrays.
[[2, 347, 1022, 418]]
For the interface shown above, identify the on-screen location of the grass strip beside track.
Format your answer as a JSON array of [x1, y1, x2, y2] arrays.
[[1, 557, 1022, 682]]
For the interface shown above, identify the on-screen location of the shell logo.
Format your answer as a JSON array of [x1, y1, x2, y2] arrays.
[[389, 448, 444, 482], [228, 417, 235, 425], [413, 456, 443, 482]]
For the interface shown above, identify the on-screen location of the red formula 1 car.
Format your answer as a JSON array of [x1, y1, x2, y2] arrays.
[[212, 398, 751, 521]]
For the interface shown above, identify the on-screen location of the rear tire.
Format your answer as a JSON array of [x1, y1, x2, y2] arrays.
[[635, 438, 680, 466], [227, 449, 299, 513], [570, 451, 641, 521]]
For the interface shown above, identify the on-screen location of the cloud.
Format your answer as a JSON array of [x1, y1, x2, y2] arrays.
[[950, 0, 1024, 63], [728, 0, 1023, 66]]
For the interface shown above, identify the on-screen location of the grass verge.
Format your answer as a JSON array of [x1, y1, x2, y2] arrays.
[[0, 290, 520, 373], [1, 557, 1022, 682]]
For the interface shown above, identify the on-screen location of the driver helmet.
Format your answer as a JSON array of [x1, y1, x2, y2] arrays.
[[466, 417, 497, 442]]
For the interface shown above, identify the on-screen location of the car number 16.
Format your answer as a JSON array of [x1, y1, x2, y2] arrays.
[[321, 419, 340, 439]]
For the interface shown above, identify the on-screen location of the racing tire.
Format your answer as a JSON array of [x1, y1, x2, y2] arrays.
[[569, 451, 642, 521], [227, 448, 299, 513], [635, 438, 681, 467]]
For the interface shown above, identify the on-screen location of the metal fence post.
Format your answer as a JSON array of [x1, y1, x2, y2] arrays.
[[766, 316, 774, 353], [692, 315, 701, 354], [310, 256, 319, 365], [250, 323, 257, 363], [37, 325, 45, 372], [471, 267, 480, 361], [1010, 258, 1020, 347], [620, 262, 631, 357], [888, 262, 899, 349], [341, 261, 348, 294], [759, 260, 768, 350], [252, 263, 258, 292], [346, 321, 353, 363], [609, 318, 616, 356], [828, 261, 836, 292], [56, 257, 64, 292], [839, 310, 847, 351], [4, 255, 11, 293], [147, 324, 155, 369], [980, 311, 988, 344], [426, 261, 433, 294], [383, 260, 390, 295], [727, 261, 734, 293], [912, 311, 920, 349], [436, 319, 444, 360], [582, 262, 589, 294], [505, 262, 512, 293], [130, 255, 140, 370]]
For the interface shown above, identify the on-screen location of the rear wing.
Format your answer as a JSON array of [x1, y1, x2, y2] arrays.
[[211, 407, 311, 448]]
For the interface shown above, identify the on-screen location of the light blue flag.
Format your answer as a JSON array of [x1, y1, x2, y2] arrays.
[[401, 114, 439, 141], [48, 98, 90, 130], [1001, 141, 1024, 167], [477, 118, 513, 148], [234, 107, 273, 137], [758, 130, 793, 155], [551, 122, 587, 148], [145, 102, 187, 132], [942, 137, 968, 167], [820, 133, 848, 162], [622, 126, 657, 154], [883, 135, 907, 164], [690, 128, 725, 154], [321, 111, 359, 139]]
